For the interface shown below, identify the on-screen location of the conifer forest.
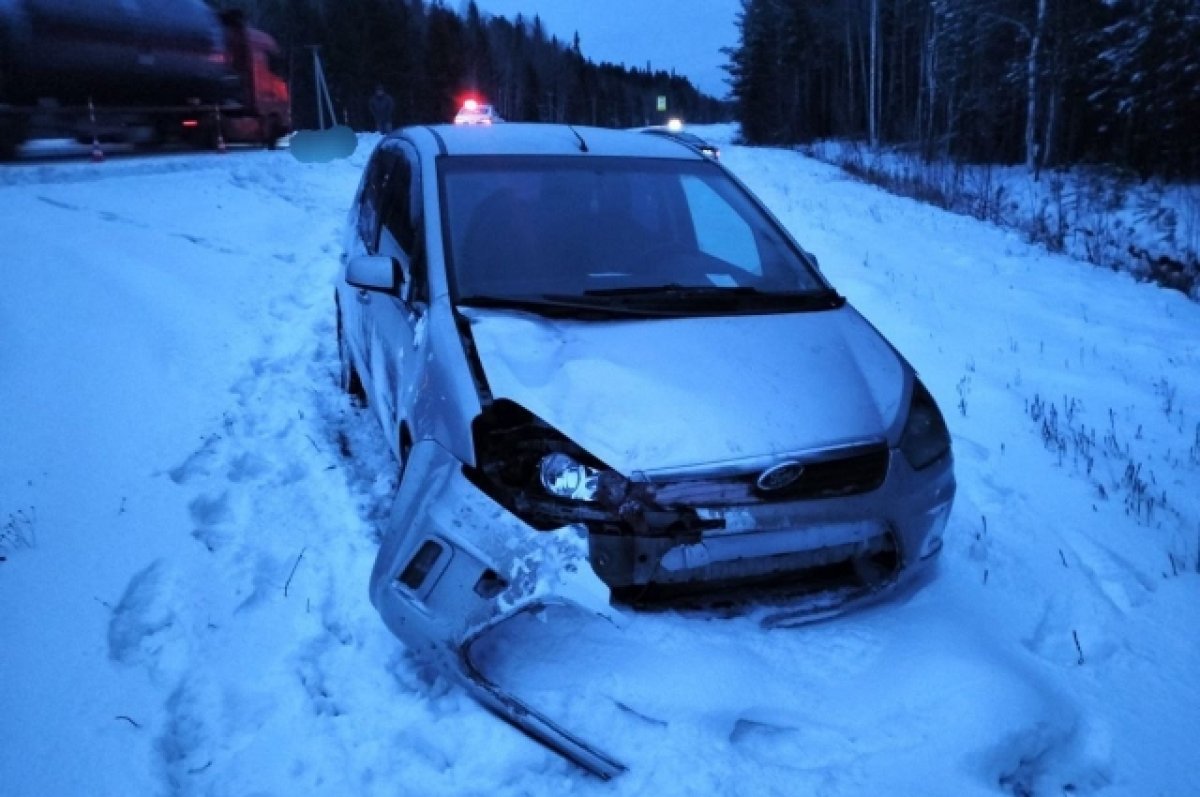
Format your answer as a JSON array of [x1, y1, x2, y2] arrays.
[[209, 0, 727, 132], [724, 0, 1199, 178]]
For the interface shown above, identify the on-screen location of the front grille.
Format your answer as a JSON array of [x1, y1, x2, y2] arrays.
[[778, 446, 889, 499], [651, 444, 890, 506], [612, 530, 899, 608]]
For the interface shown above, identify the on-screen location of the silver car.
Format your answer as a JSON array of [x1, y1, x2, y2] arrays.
[[337, 124, 955, 777]]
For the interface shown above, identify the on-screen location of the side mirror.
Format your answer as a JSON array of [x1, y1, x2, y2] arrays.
[[346, 254, 404, 292]]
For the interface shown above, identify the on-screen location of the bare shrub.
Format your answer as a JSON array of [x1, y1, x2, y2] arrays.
[[1, 507, 37, 554], [800, 142, 1199, 299]]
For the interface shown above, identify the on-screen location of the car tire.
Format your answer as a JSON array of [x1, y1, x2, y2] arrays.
[[398, 428, 412, 483], [336, 306, 366, 404]]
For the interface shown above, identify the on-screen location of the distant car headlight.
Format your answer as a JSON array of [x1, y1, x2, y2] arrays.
[[899, 378, 951, 470]]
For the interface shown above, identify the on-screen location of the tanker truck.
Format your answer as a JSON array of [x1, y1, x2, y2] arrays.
[[0, 0, 290, 158]]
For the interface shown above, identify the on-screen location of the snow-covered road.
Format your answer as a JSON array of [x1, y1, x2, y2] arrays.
[[2, 131, 1197, 796]]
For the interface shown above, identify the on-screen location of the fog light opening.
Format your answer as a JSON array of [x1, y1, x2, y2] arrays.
[[919, 502, 952, 560], [852, 543, 900, 587], [473, 568, 507, 599], [920, 532, 944, 560], [398, 540, 444, 590]]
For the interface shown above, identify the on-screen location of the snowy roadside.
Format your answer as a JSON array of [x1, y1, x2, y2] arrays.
[[0, 146, 398, 794], [720, 130, 1200, 792], [2, 132, 1199, 796], [796, 137, 1200, 299]]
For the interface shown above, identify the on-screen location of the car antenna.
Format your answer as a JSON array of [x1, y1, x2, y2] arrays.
[[567, 125, 589, 153]]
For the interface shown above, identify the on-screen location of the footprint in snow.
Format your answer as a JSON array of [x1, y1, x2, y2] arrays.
[[108, 559, 187, 682], [189, 491, 235, 553], [167, 435, 222, 484], [985, 718, 1113, 796], [226, 451, 271, 483], [157, 676, 222, 790], [1022, 593, 1119, 667]]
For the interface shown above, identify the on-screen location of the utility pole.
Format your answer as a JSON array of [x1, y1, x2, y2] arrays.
[[306, 45, 336, 130]]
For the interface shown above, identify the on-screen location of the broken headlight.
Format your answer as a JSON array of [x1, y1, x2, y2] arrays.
[[467, 400, 625, 530], [468, 401, 717, 538], [539, 452, 601, 501], [899, 378, 951, 470]]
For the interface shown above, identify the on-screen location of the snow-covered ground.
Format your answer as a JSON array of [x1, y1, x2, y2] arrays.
[[2, 129, 1198, 796]]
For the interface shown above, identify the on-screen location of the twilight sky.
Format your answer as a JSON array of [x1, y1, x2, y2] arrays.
[[470, 0, 741, 99]]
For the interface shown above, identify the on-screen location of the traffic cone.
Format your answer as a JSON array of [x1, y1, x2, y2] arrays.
[[214, 105, 228, 154], [88, 98, 104, 163]]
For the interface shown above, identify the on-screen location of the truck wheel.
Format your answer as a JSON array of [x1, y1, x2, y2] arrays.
[[133, 121, 169, 151], [184, 126, 217, 152], [0, 116, 28, 161], [262, 115, 280, 150]]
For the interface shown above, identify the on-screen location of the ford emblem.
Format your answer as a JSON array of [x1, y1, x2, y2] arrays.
[[756, 460, 806, 492]]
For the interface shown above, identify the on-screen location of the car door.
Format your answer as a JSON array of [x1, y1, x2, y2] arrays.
[[364, 142, 426, 463]]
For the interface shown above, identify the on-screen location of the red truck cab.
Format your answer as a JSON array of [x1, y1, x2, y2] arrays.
[[216, 11, 290, 147]]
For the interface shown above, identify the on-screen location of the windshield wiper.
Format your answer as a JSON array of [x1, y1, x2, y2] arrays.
[[583, 284, 759, 298], [580, 284, 843, 311], [455, 294, 672, 319], [457, 287, 843, 319]]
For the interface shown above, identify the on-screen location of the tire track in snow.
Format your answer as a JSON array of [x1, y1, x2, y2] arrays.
[[85, 153, 391, 792], [144, 272, 392, 793], [93, 154, 560, 796], [0, 152, 248, 188]]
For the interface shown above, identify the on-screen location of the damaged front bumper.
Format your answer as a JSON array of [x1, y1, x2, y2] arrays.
[[370, 439, 628, 778], [590, 448, 955, 614], [370, 439, 954, 776]]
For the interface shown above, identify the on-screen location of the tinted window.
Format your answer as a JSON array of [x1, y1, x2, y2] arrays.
[[439, 156, 823, 299], [358, 150, 396, 251], [382, 146, 429, 303], [382, 157, 414, 253]]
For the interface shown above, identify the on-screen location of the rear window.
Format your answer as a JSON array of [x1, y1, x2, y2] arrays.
[[439, 156, 823, 299]]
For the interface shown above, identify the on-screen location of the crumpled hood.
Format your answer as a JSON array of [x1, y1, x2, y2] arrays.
[[462, 306, 909, 475]]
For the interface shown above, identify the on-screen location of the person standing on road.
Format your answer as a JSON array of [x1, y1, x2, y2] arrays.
[[369, 85, 395, 134]]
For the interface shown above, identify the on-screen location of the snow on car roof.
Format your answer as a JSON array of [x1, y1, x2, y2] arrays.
[[415, 123, 707, 159]]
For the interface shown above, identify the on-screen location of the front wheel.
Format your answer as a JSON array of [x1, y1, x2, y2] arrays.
[[337, 307, 366, 404], [397, 430, 412, 485]]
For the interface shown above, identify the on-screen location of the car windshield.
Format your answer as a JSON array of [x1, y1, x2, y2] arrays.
[[440, 156, 832, 311]]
